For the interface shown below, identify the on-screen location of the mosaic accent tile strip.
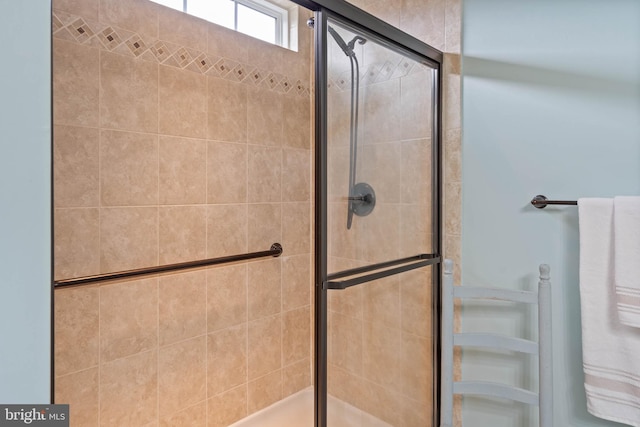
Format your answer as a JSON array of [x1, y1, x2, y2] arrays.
[[327, 56, 430, 92], [52, 9, 311, 98]]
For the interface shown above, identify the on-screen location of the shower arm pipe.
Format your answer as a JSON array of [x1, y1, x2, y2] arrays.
[[54, 243, 283, 288]]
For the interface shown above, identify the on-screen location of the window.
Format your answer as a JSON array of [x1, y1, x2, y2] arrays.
[[151, 0, 289, 48]]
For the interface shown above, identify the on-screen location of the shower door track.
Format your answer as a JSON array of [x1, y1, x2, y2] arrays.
[[290, 2, 443, 426]]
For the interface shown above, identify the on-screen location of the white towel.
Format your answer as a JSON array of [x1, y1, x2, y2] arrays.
[[614, 196, 640, 328], [578, 198, 640, 426]]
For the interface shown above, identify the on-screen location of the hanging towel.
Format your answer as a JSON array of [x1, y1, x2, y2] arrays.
[[614, 196, 640, 328], [578, 198, 640, 427]]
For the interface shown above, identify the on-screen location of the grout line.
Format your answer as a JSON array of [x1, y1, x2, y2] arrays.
[[97, 41, 102, 427]]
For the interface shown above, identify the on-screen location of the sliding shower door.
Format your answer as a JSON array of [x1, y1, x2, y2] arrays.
[[314, 8, 442, 427]]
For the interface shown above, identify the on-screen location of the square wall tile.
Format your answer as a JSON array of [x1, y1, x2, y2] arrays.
[[400, 205, 432, 257], [328, 278, 363, 320], [55, 368, 99, 427], [207, 325, 247, 396], [207, 141, 247, 204], [282, 306, 311, 366], [354, 203, 401, 264], [362, 79, 401, 144], [282, 148, 310, 202], [207, 23, 249, 63], [159, 270, 207, 346], [159, 136, 207, 205], [206, 386, 247, 427], [158, 5, 208, 52], [100, 350, 158, 427], [358, 142, 401, 204], [444, 182, 461, 236], [400, 0, 445, 50], [207, 77, 247, 143], [54, 208, 100, 280], [100, 50, 158, 133], [100, 207, 158, 272], [247, 87, 282, 146], [159, 65, 207, 138], [99, 0, 158, 38], [159, 206, 207, 264], [363, 276, 400, 328], [246, 37, 284, 76], [247, 204, 281, 252], [283, 358, 311, 398], [444, 53, 461, 131], [358, 378, 402, 425], [282, 254, 311, 311], [248, 314, 282, 380], [53, 39, 99, 127], [54, 125, 99, 208], [160, 402, 206, 427], [363, 320, 402, 393], [401, 138, 432, 205], [248, 146, 282, 203], [283, 95, 311, 149], [328, 312, 362, 376], [206, 204, 247, 257], [247, 370, 282, 414], [282, 202, 311, 256], [207, 264, 247, 332], [248, 259, 281, 321], [100, 130, 159, 206], [53, 0, 99, 20], [400, 70, 434, 140], [444, 128, 462, 184], [55, 287, 99, 377], [400, 268, 433, 338], [100, 277, 158, 362], [400, 332, 432, 405], [158, 336, 206, 417], [445, 0, 462, 54]]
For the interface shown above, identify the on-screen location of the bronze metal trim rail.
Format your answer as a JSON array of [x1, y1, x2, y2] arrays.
[[54, 243, 283, 288], [326, 253, 440, 290], [531, 195, 577, 209]]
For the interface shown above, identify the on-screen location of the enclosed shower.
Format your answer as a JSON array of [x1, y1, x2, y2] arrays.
[[51, 0, 443, 426]]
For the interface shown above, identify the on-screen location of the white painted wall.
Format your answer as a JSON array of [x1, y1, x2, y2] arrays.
[[462, 0, 640, 425], [0, 0, 52, 403]]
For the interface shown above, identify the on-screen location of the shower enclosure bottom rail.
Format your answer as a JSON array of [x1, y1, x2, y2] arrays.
[[326, 253, 440, 289]]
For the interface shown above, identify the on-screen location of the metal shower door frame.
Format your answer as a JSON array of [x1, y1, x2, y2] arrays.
[[289, 2, 443, 426]]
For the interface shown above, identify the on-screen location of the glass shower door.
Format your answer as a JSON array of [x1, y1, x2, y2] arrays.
[[316, 12, 441, 427]]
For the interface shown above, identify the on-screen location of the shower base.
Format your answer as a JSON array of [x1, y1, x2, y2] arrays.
[[229, 387, 392, 427]]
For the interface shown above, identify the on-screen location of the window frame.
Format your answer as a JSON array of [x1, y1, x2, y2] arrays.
[[234, 0, 289, 46], [156, 0, 290, 48]]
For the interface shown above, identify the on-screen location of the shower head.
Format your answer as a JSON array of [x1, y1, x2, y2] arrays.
[[328, 26, 353, 57], [328, 26, 367, 58]]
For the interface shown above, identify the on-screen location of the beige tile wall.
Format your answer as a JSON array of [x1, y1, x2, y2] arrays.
[[52, 1, 313, 426], [53, 0, 462, 426]]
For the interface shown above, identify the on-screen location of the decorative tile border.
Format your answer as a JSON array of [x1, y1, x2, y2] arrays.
[[53, 9, 429, 96], [52, 9, 311, 98], [328, 56, 431, 92]]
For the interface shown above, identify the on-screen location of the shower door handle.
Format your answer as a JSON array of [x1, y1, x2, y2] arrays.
[[325, 253, 440, 290]]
